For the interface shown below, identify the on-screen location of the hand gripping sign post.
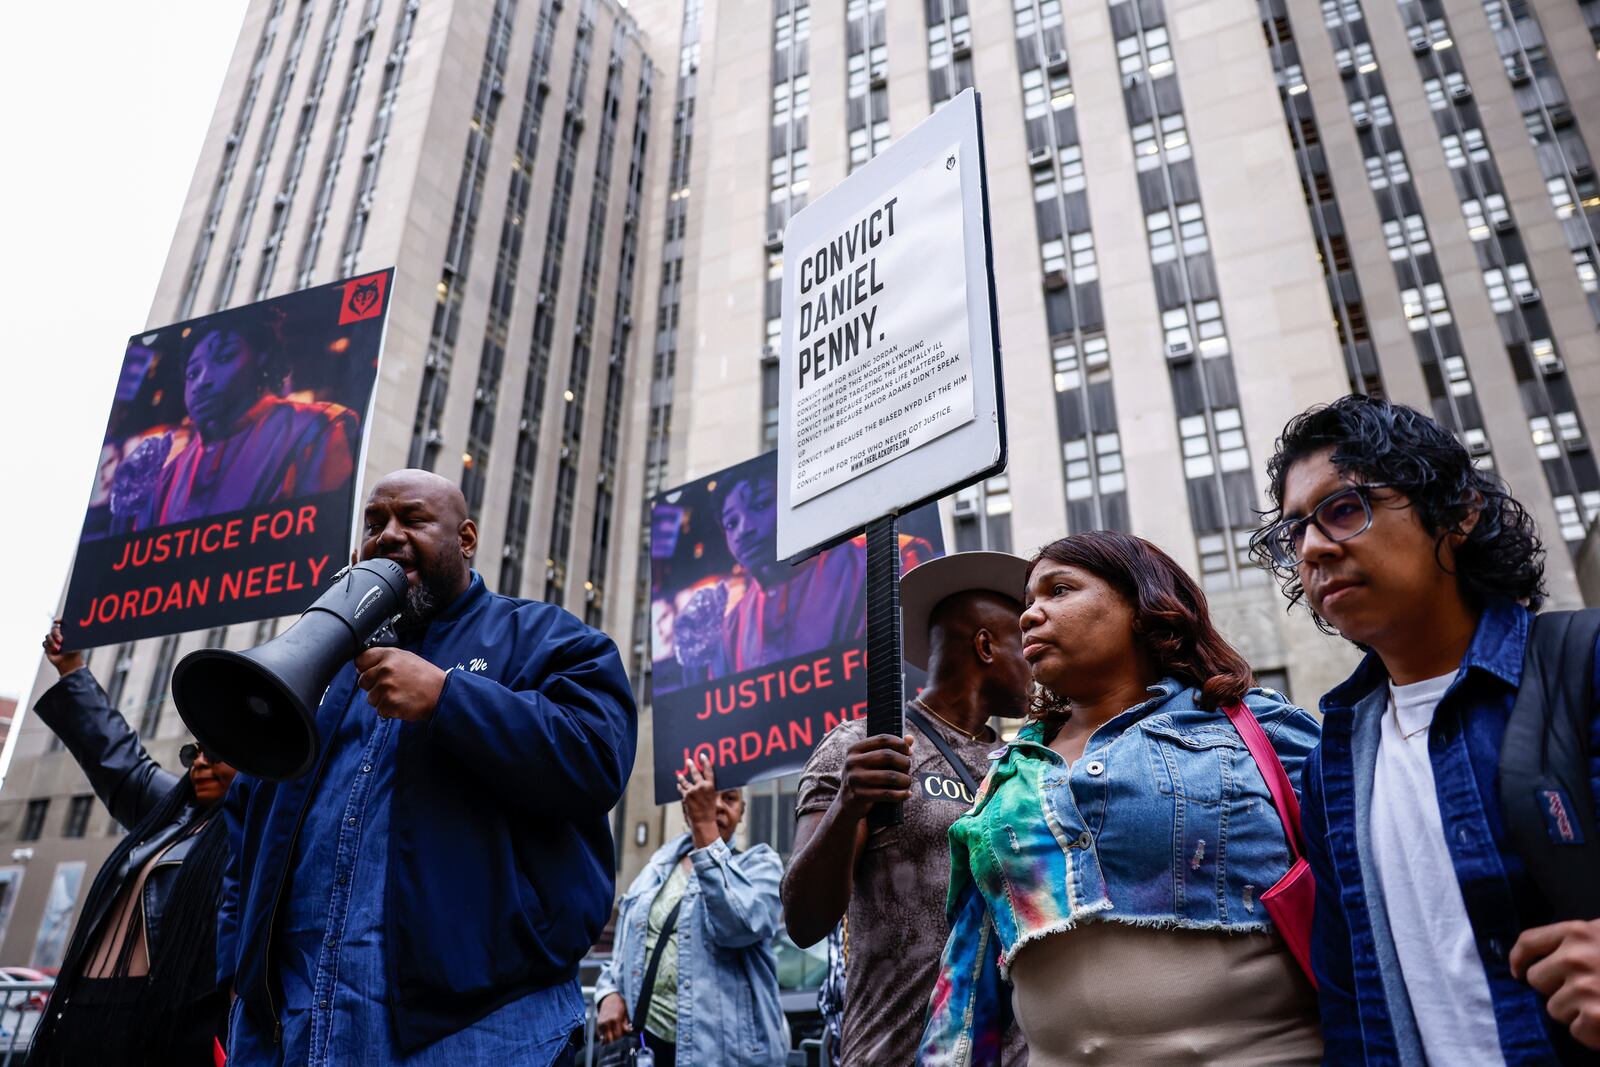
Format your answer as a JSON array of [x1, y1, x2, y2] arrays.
[[777, 89, 1006, 826]]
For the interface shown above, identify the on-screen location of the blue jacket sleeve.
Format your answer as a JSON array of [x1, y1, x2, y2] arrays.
[[1301, 745, 1363, 1064], [917, 881, 1013, 1067], [691, 839, 783, 949], [427, 618, 637, 819], [215, 774, 252, 988], [33, 668, 182, 830]]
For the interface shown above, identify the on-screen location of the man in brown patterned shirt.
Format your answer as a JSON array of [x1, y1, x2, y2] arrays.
[[784, 552, 1033, 1066]]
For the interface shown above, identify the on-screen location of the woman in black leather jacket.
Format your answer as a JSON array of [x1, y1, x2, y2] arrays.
[[26, 623, 237, 1066]]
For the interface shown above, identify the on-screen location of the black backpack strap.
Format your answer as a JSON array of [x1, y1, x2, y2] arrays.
[[632, 895, 684, 1032], [906, 704, 981, 795], [1500, 608, 1600, 922]]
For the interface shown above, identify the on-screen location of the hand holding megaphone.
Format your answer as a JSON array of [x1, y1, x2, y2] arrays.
[[171, 558, 410, 780], [354, 646, 446, 722]]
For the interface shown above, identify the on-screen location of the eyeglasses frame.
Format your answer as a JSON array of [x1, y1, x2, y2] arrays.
[[1259, 482, 1396, 568]]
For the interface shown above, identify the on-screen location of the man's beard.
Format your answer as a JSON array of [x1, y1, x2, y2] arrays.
[[403, 579, 441, 630], [398, 578, 441, 630]]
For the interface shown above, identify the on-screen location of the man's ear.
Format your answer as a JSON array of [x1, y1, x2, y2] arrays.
[[973, 628, 995, 665], [459, 518, 479, 561], [1445, 489, 1485, 546]]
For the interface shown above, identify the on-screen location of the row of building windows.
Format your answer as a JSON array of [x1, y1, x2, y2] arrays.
[[252, 0, 359, 301], [410, 0, 520, 473], [634, 0, 703, 679], [1320, 0, 1497, 471], [1016, 0, 1125, 538], [546, 26, 631, 606], [295, 0, 389, 289], [1396, 0, 1600, 545], [760, 0, 813, 451], [584, 62, 652, 629], [212, 2, 319, 312], [459, 0, 563, 518], [1111, 0, 1259, 590], [178, 0, 290, 320], [503, 3, 599, 595]]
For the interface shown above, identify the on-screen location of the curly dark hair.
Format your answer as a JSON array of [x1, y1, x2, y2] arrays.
[[1250, 394, 1545, 624], [1025, 531, 1255, 734]]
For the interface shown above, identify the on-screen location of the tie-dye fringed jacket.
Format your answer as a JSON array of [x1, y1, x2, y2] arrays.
[[915, 679, 1321, 1066]]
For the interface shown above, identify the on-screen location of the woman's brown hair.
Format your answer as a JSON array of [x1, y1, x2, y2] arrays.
[[1025, 531, 1255, 729]]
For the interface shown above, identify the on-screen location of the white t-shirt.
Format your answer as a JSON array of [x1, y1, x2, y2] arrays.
[[1370, 671, 1507, 1066]]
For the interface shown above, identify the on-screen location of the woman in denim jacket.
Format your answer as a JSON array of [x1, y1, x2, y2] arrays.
[[595, 754, 786, 1067], [918, 532, 1323, 1066]]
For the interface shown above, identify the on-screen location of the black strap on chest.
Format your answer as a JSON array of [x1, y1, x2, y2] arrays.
[[906, 705, 981, 795], [1500, 608, 1600, 922], [633, 896, 684, 1026]]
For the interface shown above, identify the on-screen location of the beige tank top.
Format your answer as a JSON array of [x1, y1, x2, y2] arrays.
[[1009, 921, 1323, 1066]]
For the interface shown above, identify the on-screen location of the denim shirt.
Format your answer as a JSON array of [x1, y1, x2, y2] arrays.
[[918, 681, 1321, 1066], [595, 832, 787, 1066], [1303, 599, 1600, 1066], [228, 640, 583, 1066]]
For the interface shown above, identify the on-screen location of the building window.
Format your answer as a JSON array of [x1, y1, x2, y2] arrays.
[[1439, 127, 1488, 168], [1053, 334, 1110, 391], [1363, 150, 1410, 189], [1382, 214, 1431, 260], [1349, 94, 1393, 128], [63, 795, 93, 839], [1132, 113, 1188, 170], [1443, 355, 1475, 396], [1576, 249, 1598, 293], [1064, 432, 1127, 500], [1422, 72, 1467, 110], [21, 800, 48, 843], [1116, 25, 1172, 79], [1322, 0, 1363, 27], [1333, 40, 1375, 71], [1482, 263, 1533, 313], [1401, 283, 1450, 329], [1462, 194, 1510, 239]]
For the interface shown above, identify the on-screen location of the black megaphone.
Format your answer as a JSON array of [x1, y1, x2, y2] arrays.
[[170, 558, 408, 781]]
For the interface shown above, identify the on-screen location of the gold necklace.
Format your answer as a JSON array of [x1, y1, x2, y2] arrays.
[[910, 697, 990, 742]]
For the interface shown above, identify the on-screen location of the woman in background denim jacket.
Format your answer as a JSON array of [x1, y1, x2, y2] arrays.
[[595, 754, 786, 1067], [919, 532, 1323, 1066]]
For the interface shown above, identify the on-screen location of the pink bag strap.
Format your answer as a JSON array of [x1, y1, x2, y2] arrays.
[[1222, 701, 1305, 858]]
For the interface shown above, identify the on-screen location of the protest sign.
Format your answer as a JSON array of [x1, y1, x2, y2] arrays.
[[777, 88, 1004, 561], [648, 451, 943, 802], [60, 270, 391, 648]]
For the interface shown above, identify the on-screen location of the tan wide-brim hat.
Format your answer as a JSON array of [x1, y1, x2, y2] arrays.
[[900, 551, 1031, 671]]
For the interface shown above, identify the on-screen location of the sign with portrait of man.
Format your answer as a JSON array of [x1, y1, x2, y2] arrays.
[[648, 451, 944, 802], [59, 270, 391, 649]]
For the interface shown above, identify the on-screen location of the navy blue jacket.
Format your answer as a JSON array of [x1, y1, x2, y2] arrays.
[[217, 573, 637, 1051], [1303, 599, 1600, 1065]]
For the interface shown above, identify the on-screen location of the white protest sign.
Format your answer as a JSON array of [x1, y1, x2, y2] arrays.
[[789, 145, 975, 505], [778, 89, 1004, 560]]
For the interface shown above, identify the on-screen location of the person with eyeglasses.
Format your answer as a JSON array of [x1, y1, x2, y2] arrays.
[[26, 622, 238, 1066], [1253, 394, 1600, 1064]]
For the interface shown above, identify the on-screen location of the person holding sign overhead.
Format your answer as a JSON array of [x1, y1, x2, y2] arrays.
[[594, 755, 785, 1067], [784, 552, 1032, 1067]]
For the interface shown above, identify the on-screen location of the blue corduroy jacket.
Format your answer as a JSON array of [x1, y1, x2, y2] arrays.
[[217, 572, 637, 1051]]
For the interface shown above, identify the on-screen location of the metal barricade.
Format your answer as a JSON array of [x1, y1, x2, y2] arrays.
[[0, 981, 53, 1066]]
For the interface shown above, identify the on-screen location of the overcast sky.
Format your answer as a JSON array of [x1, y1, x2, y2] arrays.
[[0, 2, 250, 705]]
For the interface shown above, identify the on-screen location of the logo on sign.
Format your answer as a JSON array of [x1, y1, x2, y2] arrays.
[[339, 272, 388, 325]]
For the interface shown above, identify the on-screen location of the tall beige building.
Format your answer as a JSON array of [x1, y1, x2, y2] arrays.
[[4, 0, 1600, 955], [611, 0, 1600, 872], [0, 0, 657, 964]]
